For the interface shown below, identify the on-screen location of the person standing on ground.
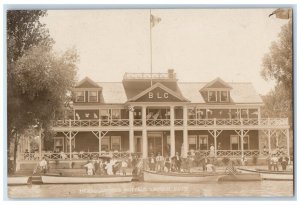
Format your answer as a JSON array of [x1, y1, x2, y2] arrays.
[[39, 157, 48, 174], [155, 152, 164, 172]]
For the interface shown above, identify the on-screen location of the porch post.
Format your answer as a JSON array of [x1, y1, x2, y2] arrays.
[[69, 132, 72, 160], [170, 106, 175, 157], [268, 129, 271, 154], [240, 129, 244, 159], [99, 131, 102, 155], [183, 105, 188, 158], [129, 108, 134, 153], [142, 106, 148, 158], [214, 130, 217, 156], [286, 129, 290, 160]]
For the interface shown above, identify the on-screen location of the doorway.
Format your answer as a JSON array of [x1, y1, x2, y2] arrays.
[[148, 132, 163, 156]]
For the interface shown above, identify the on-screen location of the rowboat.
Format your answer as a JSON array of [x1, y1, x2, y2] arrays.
[[218, 173, 261, 182], [143, 170, 225, 183], [8, 176, 30, 185], [41, 175, 133, 184], [237, 168, 293, 181]]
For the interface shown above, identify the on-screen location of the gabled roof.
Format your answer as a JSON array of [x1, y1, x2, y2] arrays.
[[178, 82, 263, 104], [127, 82, 189, 102], [75, 77, 102, 89], [200, 77, 232, 91]]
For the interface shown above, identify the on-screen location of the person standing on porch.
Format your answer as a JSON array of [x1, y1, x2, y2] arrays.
[[209, 144, 215, 158], [270, 155, 279, 171], [164, 154, 171, 172]]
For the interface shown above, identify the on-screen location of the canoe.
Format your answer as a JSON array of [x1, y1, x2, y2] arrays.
[[41, 175, 133, 184], [8, 176, 30, 185], [143, 170, 224, 183], [237, 168, 293, 181], [218, 173, 261, 182]]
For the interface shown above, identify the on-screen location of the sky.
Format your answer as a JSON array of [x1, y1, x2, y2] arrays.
[[41, 8, 289, 95]]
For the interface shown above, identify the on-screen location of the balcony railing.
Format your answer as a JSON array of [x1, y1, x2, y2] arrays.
[[146, 119, 170, 126], [19, 150, 287, 161], [19, 151, 141, 161], [53, 118, 288, 128]]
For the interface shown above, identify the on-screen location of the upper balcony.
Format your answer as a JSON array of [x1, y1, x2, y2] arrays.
[[52, 117, 289, 130]]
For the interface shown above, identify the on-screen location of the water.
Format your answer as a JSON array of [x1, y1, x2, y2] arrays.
[[8, 181, 293, 198]]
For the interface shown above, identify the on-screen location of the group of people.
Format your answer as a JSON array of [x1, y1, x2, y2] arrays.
[[268, 154, 289, 171], [147, 151, 216, 173], [148, 152, 182, 172], [83, 157, 128, 176]]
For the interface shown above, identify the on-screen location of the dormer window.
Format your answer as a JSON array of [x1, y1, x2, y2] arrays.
[[75, 91, 85, 102], [220, 91, 229, 102], [208, 91, 217, 102], [88, 91, 98, 102]]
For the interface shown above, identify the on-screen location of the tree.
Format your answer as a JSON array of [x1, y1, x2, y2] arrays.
[[261, 21, 293, 125], [9, 45, 78, 173], [7, 10, 78, 173], [261, 21, 292, 95]]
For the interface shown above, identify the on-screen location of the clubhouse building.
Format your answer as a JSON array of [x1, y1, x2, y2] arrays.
[[18, 69, 291, 162]]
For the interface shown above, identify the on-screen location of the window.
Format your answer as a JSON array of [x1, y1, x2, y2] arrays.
[[243, 136, 249, 150], [101, 136, 110, 151], [199, 135, 208, 150], [220, 91, 229, 102], [111, 136, 121, 151], [88, 91, 98, 102], [111, 109, 121, 119], [54, 137, 64, 152], [75, 91, 85, 102], [230, 135, 239, 150], [208, 91, 217, 102], [188, 136, 197, 150], [100, 109, 110, 120]]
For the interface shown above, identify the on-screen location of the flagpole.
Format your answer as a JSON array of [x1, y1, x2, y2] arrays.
[[150, 9, 153, 86]]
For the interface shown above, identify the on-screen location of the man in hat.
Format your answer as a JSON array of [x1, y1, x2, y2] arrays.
[[155, 152, 164, 172]]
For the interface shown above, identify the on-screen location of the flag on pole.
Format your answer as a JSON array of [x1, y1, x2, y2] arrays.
[[269, 8, 292, 19], [150, 14, 161, 28]]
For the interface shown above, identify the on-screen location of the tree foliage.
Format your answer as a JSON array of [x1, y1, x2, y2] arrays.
[[261, 22, 292, 96], [7, 10, 78, 173], [261, 21, 293, 126]]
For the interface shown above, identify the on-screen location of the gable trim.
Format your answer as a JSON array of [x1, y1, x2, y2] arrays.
[[75, 77, 102, 89], [127, 82, 190, 102], [200, 77, 232, 91]]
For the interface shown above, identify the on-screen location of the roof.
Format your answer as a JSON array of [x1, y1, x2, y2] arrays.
[[73, 76, 263, 104], [178, 82, 263, 104]]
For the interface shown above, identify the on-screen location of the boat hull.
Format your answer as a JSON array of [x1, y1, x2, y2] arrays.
[[237, 168, 293, 181], [8, 177, 30, 185], [41, 175, 133, 184], [218, 173, 261, 182], [143, 171, 224, 183]]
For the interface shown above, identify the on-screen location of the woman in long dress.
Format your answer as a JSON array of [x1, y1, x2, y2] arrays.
[[105, 160, 114, 175]]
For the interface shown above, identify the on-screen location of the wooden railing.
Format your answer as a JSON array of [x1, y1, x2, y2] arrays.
[[19, 151, 142, 161], [53, 118, 288, 128], [146, 119, 170, 126]]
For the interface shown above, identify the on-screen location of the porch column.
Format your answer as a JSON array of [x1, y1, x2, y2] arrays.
[[69, 132, 72, 160], [170, 106, 175, 156], [183, 105, 188, 158], [142, 106, 148, 158], [268, 129, 271, 154], [99, 131, 102, 155], [240, 129, 244, 159], [129, 108, 134, 153], [214, 131, 217, 156], [286, 129, 290, 160]]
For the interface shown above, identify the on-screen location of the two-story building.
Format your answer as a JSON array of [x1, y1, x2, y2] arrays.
[[18, 69, 290, 162]]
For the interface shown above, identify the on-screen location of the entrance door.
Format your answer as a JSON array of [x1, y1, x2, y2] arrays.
[[148, 132, 163, 156]]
